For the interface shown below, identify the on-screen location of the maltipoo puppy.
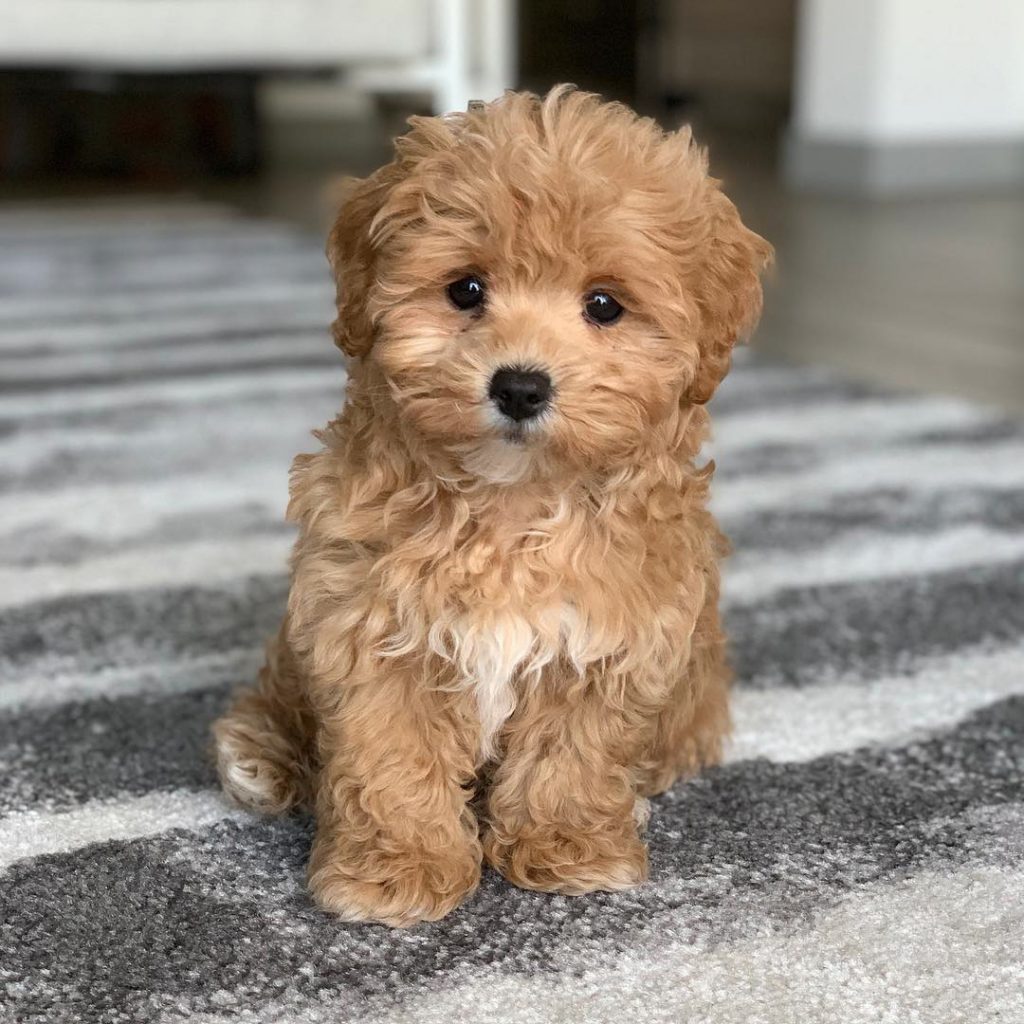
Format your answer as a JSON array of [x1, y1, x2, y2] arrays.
[[214, 86, 771, 926]]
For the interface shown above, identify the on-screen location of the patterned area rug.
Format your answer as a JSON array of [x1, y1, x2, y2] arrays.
[[1, 201, 1022, 1024]]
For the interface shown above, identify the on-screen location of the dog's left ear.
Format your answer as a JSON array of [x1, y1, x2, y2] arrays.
[[325, 168, 399, 358], [685, 187, 773, 405]]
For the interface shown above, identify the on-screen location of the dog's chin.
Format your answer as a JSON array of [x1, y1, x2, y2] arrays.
[[458, 430, 541, 486]]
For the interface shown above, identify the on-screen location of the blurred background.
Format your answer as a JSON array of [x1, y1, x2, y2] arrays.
[[1, 0, 1022, 409]]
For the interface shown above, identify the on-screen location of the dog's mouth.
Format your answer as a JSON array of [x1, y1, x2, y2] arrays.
[[487, 406, 550, 447]]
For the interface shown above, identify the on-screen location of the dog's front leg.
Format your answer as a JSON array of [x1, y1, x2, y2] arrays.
[[483, 677, 649, 895], [307, 665, 481, 927]]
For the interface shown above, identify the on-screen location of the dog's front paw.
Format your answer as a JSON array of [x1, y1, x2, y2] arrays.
[[308, 834, 481, 927], [483, 824, 647, 895]]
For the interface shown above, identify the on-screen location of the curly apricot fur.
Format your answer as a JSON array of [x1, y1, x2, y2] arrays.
[[214, 87, 770, 926]]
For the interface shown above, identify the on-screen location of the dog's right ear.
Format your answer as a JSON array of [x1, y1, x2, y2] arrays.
[[325, 169, 397, 358], [684, 186, 773, 405]]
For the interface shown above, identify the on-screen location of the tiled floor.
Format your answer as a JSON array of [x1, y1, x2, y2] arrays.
[[716, 137, 1024, 414]]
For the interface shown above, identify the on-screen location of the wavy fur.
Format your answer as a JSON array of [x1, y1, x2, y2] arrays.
[[213, 87, 771, 926]]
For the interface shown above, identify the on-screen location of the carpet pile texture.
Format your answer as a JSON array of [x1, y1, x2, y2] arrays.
[[1, 202, 1022, 1024]]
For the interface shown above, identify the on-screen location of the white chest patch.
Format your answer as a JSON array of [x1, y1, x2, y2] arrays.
[[440, 604, 608, 761], [450, 611, 536, 760]]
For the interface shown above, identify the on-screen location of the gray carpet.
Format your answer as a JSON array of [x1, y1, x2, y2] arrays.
[[1, 201, 1023, 1024]]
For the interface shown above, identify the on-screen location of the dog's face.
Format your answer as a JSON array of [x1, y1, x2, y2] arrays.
[[329, 89, 771, 481]]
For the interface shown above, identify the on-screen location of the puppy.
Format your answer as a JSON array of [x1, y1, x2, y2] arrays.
[[213, 87, 771, 927]]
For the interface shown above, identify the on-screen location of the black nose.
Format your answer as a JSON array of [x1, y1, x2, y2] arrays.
[[488, 367, 552, 422]]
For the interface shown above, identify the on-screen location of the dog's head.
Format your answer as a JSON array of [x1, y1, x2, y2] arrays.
[[328, 87, 771, 482]]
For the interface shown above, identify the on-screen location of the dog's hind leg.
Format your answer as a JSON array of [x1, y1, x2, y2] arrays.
[[213, 621, 317, 815]]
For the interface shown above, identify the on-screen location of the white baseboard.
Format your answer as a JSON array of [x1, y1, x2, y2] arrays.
[[784, 132, 1024, 196]]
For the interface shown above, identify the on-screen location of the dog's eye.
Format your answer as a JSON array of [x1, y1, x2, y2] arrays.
[[584, 291, 624, 325], [447, 275, 486, 311]]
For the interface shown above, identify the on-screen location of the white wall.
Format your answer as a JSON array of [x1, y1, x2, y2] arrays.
[[793, 0, 1024, 142], [792, 0, 883, 139]]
